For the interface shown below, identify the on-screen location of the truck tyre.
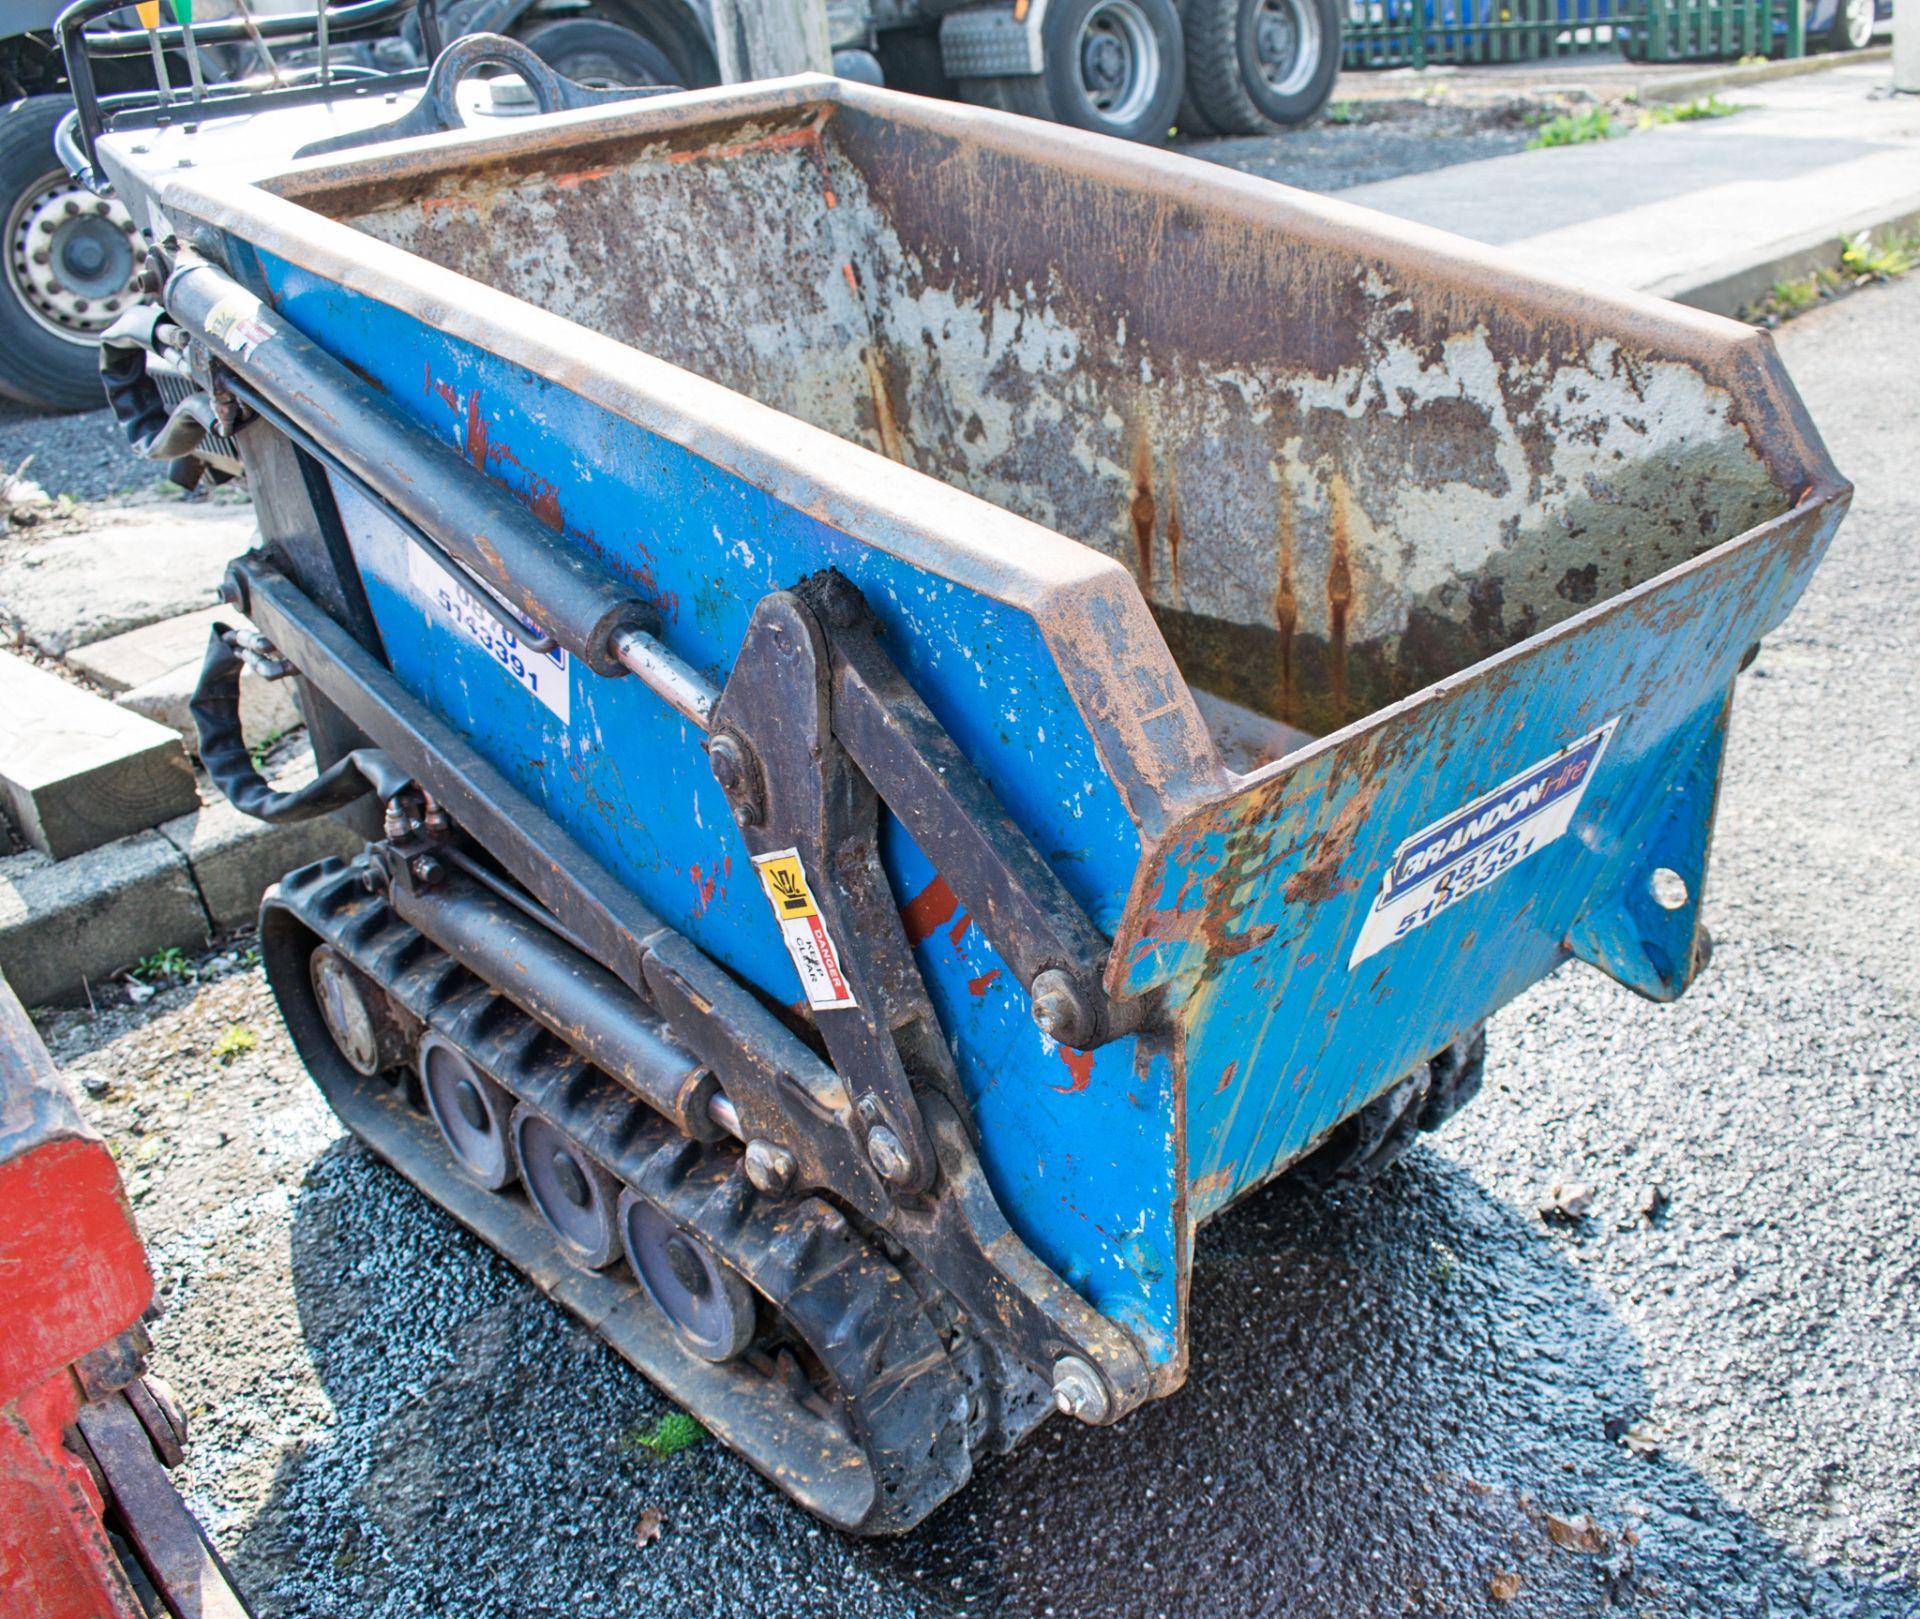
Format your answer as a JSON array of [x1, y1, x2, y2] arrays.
[[520, 18, 678, 87], [958, 0, 1187, 146], [0, 95, 142, 413], [1182, 0, 1341, 134]]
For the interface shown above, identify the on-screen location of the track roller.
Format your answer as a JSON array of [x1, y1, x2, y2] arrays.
[[620, 1192, 758, 1362], [418, 1031, 518, 1190], [512, 1106, 623, 1269]]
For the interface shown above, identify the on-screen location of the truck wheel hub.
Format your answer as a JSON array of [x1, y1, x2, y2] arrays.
[[7, 175, 139, 342]]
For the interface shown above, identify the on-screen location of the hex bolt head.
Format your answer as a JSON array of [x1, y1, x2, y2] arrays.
[[706, 731, 762, 828], [743, 1138, 797, 1198], [1051, 1355, 1111, 1423], [1029, 968, 1095, 1048], [865, 1123, 913, 1186], [409, 854, 445, 888]]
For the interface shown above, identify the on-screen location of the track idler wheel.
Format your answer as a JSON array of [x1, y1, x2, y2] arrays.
[[620, 1193, 758, 1362], [513, 1106, 623, 1268], [310, 944, 408, 1079], [419, 1031, 519, 1190]]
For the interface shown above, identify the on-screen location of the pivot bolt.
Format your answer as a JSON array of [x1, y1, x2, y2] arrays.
[[1030, 968, 1095, 1048], [1051, 1355, 1110, 1423], [409, 854, 445, 888], [865, 1123, 913, 1187], [743, 1138, 796, 1197], [706, 731, 763, 828]]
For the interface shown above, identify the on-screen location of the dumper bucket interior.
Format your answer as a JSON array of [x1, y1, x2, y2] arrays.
[[293, 90, 1803, 764]]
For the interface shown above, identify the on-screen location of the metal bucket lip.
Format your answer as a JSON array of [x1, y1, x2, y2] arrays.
[[130, 76, 1848, 852]]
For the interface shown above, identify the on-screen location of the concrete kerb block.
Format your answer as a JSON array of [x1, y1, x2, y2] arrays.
[[0, 795, 365, 1006], [159, 799, 361, 933], [0, 834, 210, 1007]]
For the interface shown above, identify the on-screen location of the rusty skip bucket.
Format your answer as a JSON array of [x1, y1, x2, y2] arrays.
[[95, 52, 1847, 1530]]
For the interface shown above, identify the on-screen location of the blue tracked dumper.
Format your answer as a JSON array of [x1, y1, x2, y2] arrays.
[[70, 9, 1847, 1531]]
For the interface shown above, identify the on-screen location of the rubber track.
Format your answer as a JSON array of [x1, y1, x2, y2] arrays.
[[272, 858, 982, 1532]]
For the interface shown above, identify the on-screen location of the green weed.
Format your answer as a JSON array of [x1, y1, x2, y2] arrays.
[[623, 1411, 705, 1457], [135, 947, 190, 983], [1840, 228, 1919, 280], [1324, 100, 1366, 125], [248, 728, 285, 769], [1637, 95, 1742, 128], [1527, 107, 1612, 149], [211, 1026, 258, 1065]]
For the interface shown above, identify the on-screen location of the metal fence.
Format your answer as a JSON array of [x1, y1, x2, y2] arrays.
[[1342, 0, 1625, 67], [1341, 0, 1805, 66]]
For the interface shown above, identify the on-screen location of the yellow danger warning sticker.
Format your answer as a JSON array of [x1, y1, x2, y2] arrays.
[[751, 848, 857, 1011]]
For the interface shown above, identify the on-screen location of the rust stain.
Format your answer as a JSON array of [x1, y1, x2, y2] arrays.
[[967, 969, 1002, 997], [1273, 493, 1297, 725], [1327, 473, 1355, 725], [861, 346, 908, 464], [1052, 1047, 1095, 1094], [1192, 1163, 1238, 1200], [899, 875, 958, 946], [1165, 461, 1184, 607], [1282, 773, 1382, 907], [1129, 428, 1155, 594], [417, 194, 472, 213], [689, 863, 717, 914], [1213, 1059, 1239, 1096]]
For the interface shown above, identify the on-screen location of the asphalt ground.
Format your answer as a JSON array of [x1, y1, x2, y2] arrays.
[[30, 252, 1920, 1619]]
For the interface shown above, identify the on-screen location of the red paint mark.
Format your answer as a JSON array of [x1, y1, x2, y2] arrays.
[[949, 911, 974, 952], [900, 875, 958, 945], [1053, 1047, 1095, 1095], [662, 117, 838, 207], [553, 166, 613, 189], [431, 378, 457, 410], [1213, 1059, 1239, 1096], [464, 390, 488, 471], [418, 194, 471, 213], [842, 262, 860, 297], [967, 969, 1001, 998], [528, 476, 563, 532], [690, 863, 717, 914]]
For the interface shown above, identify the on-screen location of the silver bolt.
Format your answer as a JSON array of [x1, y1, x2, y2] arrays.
[[743, 1138, 796, 1198], [1051, 1355, 1110, 1423], [865, 1123, 912, 1186], [1029, 968, 1093, 1047]]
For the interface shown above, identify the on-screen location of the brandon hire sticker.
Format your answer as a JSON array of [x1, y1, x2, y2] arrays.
[[407, 541, 569, 723], [1348, 716, 1619, 968], [751, 849, 858, 1011]]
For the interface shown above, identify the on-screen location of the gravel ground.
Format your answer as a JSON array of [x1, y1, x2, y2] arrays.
[[0, 396, 152, 503], [27, 241, 1920, 1619], [1179, 95, 1552, 193]]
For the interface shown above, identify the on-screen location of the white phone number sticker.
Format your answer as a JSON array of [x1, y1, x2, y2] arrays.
[[407, 542, 569, 723], [1349, 716, 1618, 967]]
